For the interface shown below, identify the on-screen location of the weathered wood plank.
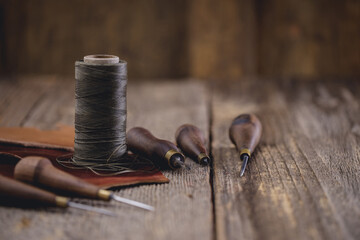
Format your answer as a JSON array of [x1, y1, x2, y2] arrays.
[[0, 76, 57, 127], [211, 78, 360, 240], [21, 77, 75, 129], [2, 1, 359, 78], [0, 0, 188, 78], [0, 77, 213, 240], [258, 0, 360, 77], [187, 0, 256, 79]]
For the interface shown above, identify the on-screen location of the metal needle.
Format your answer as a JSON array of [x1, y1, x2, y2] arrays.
[[240, 155, 249, 177], [68, 201, 117, 216], [112, 195, 155, 211]]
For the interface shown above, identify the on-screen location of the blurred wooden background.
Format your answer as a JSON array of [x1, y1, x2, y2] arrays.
[[0, 0, 359, 79]]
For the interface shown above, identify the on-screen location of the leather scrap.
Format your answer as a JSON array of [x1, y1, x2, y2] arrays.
[[0, 126, 169, 188]]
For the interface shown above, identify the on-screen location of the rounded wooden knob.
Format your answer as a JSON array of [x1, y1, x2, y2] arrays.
[[229, 114, 262, 157], [175, 124, 209, 165]]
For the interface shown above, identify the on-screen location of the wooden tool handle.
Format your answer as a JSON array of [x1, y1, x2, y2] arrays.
[[127, 127, 184, 168], [175, 124, 209, 163], [229, 114, 262, 156], [14, 156, 106, 200], [0, 174, 68, 208]]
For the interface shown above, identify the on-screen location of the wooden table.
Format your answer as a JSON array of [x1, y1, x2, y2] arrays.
[[0, 76, 359, 240]]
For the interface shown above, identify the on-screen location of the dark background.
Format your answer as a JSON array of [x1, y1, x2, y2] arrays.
[[0, 0, 359, 79]]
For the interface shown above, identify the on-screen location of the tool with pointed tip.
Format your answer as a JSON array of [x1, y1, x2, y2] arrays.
[[13, 156, 154, 211], [175, 124, 210, 165], [0, 174, 115, 216], [229, 114, 262, 177], [127, 127, 185, 169]]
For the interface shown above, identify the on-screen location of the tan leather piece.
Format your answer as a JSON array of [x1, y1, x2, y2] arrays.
[[0, 126, 169, 188], [0, 125, 74, 150]]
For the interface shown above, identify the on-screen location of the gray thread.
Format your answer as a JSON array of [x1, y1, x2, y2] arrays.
[[72, 59, 129, 173]]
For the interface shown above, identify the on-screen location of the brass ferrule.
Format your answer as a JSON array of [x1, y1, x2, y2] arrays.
[[164, 149, 184, 169], [97, 189, 112, 201], [55, 196, 69, 208], [197, 153, 208, 163], [240, 148, 251, 157]]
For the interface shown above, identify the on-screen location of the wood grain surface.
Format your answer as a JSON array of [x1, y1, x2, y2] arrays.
[[211, 78, 360, 240], [257, 0, 360, 77], [0, 77, 212, 240], [1, 1, 359, 78], [0, 77, 359, 240], [0, 0, 188, 78]]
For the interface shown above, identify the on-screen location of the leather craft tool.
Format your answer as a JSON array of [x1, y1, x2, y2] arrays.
[[0, 175, 115, 216], [14, 156, 154, 211], [127, 127, 185, 169], [229, 114, 262, 177], [175, 124, 210, 165]]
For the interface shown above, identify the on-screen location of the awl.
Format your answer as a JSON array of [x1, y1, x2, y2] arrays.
[[14, 156, 154, 211], [175, 124, 210, 165], [127, 127, 185, 169], [0, 174, 115, 216], [229, 114, 262, 177]]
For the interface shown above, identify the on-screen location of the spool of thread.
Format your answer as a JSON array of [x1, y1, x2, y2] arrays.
[[73, 54, 128, 172]]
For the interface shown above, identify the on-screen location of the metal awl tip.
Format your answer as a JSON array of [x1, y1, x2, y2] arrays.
[[240, 155, 249, 177], [68, 201, 117, 217], [112, 195, 155, 211]]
